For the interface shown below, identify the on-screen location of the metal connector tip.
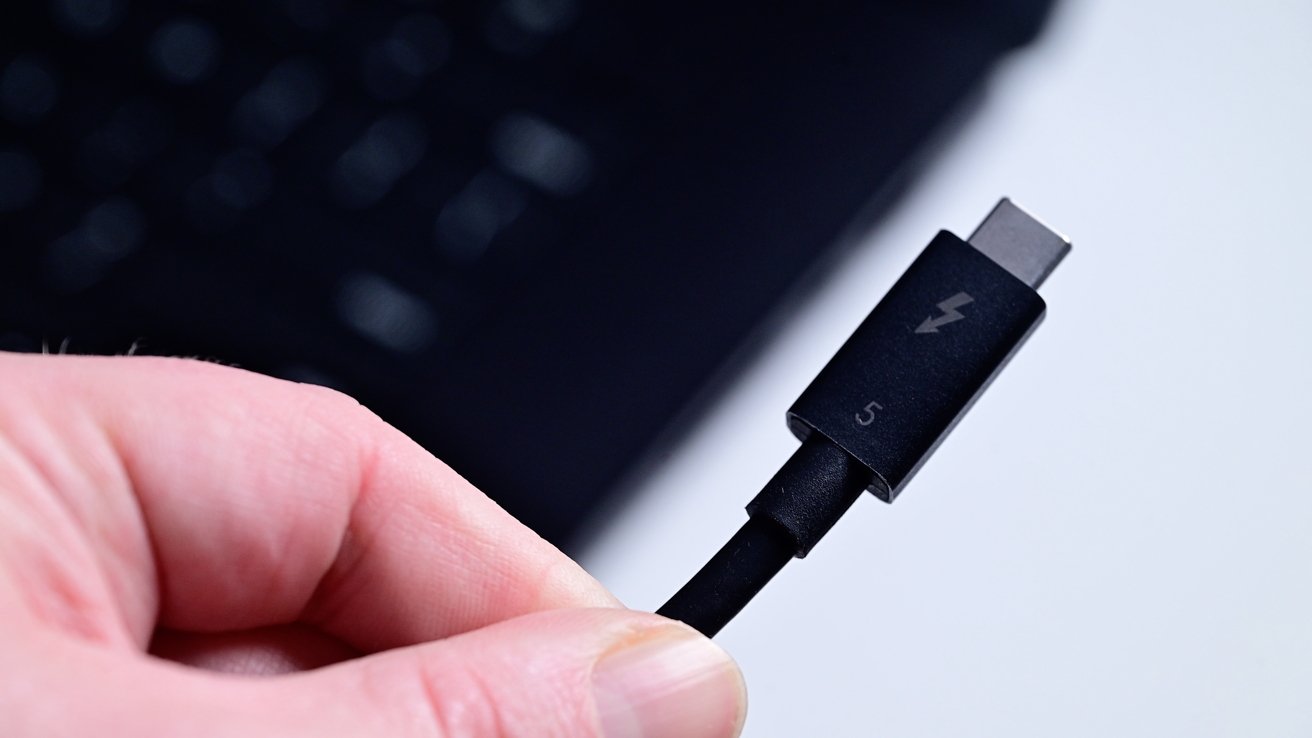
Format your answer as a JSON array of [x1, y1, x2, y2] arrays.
[[967, 198, 1071, 289]]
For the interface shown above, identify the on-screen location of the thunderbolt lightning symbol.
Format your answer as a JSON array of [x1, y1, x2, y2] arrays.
[[915, 291, 974, 334]]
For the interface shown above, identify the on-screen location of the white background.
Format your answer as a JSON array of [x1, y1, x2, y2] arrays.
[[583, 1, 1312, 736]]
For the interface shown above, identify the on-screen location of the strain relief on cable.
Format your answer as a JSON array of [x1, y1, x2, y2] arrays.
[[745, 436, 871, 557]]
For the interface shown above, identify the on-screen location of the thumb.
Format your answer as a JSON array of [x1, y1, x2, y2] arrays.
[[274, 608, 747, 738], [18, 609, 745, 738]]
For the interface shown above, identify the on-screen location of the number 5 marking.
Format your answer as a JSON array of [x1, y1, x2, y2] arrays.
[[855, 401, 883, 426]]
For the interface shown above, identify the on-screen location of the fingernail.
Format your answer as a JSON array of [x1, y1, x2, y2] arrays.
[[592, 628, 746, 738]]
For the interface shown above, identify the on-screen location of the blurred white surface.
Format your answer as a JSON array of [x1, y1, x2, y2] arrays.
[[582, 1, 1312, 736]]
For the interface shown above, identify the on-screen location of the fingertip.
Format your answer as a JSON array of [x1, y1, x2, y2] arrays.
[[593, 623, 747, 738], [283, 608, 746, 738]]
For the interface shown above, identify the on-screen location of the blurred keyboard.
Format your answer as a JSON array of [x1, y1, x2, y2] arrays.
[[0, 0, 1056, 551]]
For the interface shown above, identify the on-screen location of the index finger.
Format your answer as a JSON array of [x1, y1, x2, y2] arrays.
[[0, 353, 616, 652]]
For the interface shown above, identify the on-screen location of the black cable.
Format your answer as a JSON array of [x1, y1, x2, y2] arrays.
[[659, 438, 869, 635], [658, 199, 1072, 637], [657, 517, 794, 637]]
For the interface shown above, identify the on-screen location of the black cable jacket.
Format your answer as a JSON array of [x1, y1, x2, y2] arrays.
[[657, 515, 795, 637], [658, 437, 870, 636], [747, 436, 871, 557]]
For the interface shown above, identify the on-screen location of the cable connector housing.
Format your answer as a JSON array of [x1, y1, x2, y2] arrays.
[[660, 198, 1070, 635], [786, 200, 1065, 505]]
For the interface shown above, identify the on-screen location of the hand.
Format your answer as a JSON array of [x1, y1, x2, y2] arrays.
[[0, 353, 746, 737]]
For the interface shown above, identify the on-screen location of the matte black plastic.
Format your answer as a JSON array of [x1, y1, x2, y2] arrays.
[[662, 227, 1057, 636], [657, 515, 796, 637], [787, 231, 1046, 501], [746, 435, 870, 557]]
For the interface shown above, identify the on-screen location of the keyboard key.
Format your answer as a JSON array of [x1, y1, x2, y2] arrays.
[[361, 13, 452, 101], [148, 18, 222, 85], [502, 0, 578, 35], [44, 197, 144, 292], [231, 59, 326, 149], [486, 0, 578, 55], [336, 272, 438, 353], [332, 113, 428, 209], [434, 169, 526, 262], [185, 148, 273, 232], [1, 55, 60, 125], [490, 112, 592, 196], [50, 0, 126, 38]]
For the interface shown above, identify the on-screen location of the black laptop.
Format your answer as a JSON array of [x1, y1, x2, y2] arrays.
[[0, 0, 1058, 551]]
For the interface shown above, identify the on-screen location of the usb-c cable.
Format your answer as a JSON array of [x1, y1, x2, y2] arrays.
[[658, 199, 1071, 636]]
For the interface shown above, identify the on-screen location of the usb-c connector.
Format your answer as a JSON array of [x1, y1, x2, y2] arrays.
[[657, 198, 1072, 636]]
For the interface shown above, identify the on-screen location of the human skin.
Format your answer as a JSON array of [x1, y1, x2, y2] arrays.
[[0, 353, 746, 737]]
